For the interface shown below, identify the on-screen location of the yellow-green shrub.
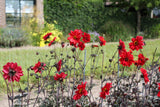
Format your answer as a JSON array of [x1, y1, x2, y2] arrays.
[[40, 30, 61, 47], [27, 19, 63, 46]]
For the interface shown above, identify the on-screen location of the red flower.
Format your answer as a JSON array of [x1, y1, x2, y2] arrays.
[[67, 29, 83, 47], [129, 36, 144, 51], [54, 72, 67, 81], [100, 83, 112, 99], [119, 51, 134, 67], [118, 39, 126, 55], [140, 68, 149, 84], [99, 36, 106, 46], [82, 32, 90, 43], [136, 53, 149, 66], [32, 61, 46, 73], [159, 66, 160, 72], [48, 37, 56, 46], [134, 60, 139, 66], [43, 32, 52, 40], [70, 41, 78, 48], [157, 83, 160, 97], [78, 42, 85, 51], [56, 60, 62, 72], [2, 62, 23, 82], [73, 82, 88, 100]]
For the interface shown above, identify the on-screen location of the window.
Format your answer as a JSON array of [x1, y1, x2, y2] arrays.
[[152, 7, 160, 18], [6, 0, 35, 27]]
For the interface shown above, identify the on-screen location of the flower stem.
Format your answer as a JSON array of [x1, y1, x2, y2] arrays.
[[11, 79, 14, 107]]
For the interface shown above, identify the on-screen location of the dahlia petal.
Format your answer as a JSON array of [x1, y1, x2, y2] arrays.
[[73, 94, 82, 100]]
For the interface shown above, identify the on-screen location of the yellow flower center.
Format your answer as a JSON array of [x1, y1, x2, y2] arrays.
[[73, 35, 77, 39], [134, 41, 138, 45], [79, 88, 83, 94], [125, 58, 129, 61], [103, 88, 107, 92]]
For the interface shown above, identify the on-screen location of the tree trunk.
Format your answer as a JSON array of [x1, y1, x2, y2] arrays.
[[137, 10, 141, 33]]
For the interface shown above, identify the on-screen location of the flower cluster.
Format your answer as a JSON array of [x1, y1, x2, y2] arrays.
[[67, 29, 90, 50], [119, 36, 148, 67], [40, 31, 61, 47]]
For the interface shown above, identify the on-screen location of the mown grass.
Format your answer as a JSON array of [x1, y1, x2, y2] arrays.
[[0, 39, 160, 92]]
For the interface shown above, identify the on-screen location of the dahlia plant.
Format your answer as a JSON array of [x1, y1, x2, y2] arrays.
[[0, 30, 160, 107]]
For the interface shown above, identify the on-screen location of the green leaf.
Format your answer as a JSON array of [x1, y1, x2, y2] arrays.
[[147, 2, 152, 8]]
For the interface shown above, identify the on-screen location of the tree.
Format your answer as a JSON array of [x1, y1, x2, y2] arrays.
[[104, 0, 160, 33]]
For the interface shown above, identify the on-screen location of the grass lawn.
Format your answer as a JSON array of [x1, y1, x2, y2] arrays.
[[0, 39, 160, 91]]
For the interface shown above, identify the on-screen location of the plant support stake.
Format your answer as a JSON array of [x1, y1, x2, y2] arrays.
[[118, 53, 120, 77], [83, 49, 86, 82]]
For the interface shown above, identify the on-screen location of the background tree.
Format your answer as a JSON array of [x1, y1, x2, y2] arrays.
[[104, 0, 160, 33]]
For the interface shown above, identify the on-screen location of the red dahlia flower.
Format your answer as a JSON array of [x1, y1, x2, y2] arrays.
[[118, 39, 126, 55], [67, 29, 83, 47], [2, 62, 23, 82], [56, 60, 62, 72], [99, 36, 106, 46], [134, 60, 139, 66], [159, 66, 160, 72], [73, 82, 88, 100], [100, 83, 112, 99], [78, 42, 85, 51], [48, 37, 56, 46], [119, 51, 134, 67], [140, 68, 149, 84], [54, 72, 67, 81], [32, 61, 46, 73], [129, 36, 144, 51], [136, 53, 149, 66], [70, 41, 78, 48], [82, 32, 90, 43], [43, 32, 52, 40], [157, 83, 160, 97]]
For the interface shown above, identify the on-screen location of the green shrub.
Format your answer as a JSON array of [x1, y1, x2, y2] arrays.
[[141, 17, 160, 39], [44, 0, 111, 35], [98, 20, 134, 42], [0, 28, 30, 48]]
